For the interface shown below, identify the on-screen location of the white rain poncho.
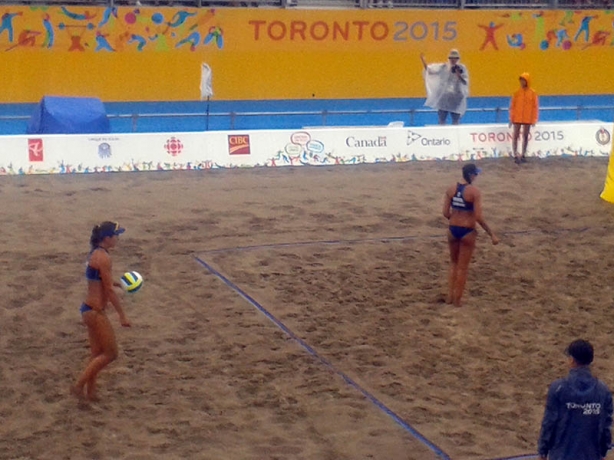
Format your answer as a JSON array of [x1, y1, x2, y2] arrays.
[[423, 63, 469, 116]]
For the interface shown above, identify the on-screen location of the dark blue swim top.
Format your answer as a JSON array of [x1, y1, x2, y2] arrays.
[[450, 183, 474, 211], [85, 247, 108, 281]]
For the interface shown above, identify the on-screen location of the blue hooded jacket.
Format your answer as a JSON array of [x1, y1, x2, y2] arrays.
[[538, 367, 613, 460]]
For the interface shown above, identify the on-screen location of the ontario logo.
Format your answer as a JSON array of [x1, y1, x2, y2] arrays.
[[406, 131, 422, 146], [28, 138, 44, 162], [164, 137, 184, 157], [228, 135, 251, 155], [596, 128, 611, 146]]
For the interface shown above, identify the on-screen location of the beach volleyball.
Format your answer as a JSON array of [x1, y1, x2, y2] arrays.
[[120, 271, 144, 293]]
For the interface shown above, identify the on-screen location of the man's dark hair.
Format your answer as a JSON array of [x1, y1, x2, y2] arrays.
[[566, 339, 594, 366]]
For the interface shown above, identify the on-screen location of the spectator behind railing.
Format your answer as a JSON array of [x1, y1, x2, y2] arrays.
[[420, 49, 470, 125]]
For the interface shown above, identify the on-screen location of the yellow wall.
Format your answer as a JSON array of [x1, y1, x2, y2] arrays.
[[0, 6, 612, 102]]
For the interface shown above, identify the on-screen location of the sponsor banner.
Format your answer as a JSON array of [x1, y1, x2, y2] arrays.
[[457, 122, 612, 159], [253, 127, 458, 165], [262, 128, 401, 166], [0, 137, 29, 174], [0, 122, 610, 175], [403, 127, 459, 160], [3, 133, 212, 174]]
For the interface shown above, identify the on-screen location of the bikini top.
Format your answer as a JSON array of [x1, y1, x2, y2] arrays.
[[85, 247, 108, 281], [451, 183, 474, 211]]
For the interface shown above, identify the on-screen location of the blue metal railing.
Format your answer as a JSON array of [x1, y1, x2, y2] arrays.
[[1, 105, 613, 134]]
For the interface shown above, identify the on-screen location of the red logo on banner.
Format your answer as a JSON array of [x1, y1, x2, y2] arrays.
[[228, 135, 251, 155], [164, 137, 184, 157], [28, 139, 44, 162]]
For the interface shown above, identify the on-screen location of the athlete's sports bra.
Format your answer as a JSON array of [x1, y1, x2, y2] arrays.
[[451, 183, 474, 211], [85, 248, 107, 281]]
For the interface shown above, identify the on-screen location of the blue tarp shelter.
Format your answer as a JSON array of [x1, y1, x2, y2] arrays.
[[27, 96, 110, 134]]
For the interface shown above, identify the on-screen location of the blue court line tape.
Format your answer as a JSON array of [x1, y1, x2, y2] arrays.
[[197, 224, 608, 460], [202, 225, 603, 256], [194, 255, 452, 460], [488, 455, 539, 460], [201, 235, 438, 255]]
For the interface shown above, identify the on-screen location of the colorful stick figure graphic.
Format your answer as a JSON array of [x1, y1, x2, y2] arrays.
[[167, 10, 196, 28], [60, 6, 96, 22], [98, 7, 117, 28], [540, 29, 558, 50], [556, 28, 571, 49], [533, 12, 546, 43], [506, 33, 525, 50], [559, 10, 574, 26], [574, 15, 598, 42], [58, 22, 91, 52], [176, 31, 200, 51], [42, 13, 54, 48], [128, 33, 147, 51], [95, 31, 114, 51], [6, 29, 41, 51], [478, 22, 504, 50], [204, 26, 223, 49], [0, 11, 23, 43], [582, 30, 610, 49]]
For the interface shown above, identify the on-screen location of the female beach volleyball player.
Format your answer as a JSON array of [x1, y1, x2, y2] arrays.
[[443, 164, 499, 307], [72, 221, 131, 402]]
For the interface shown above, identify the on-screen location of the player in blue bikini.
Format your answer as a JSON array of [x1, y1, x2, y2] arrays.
[[443, 164, 499, 307], [72, 221, 131, 402]]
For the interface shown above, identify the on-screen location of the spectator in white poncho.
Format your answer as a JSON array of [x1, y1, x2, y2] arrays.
[[420, 49, 469, 125]]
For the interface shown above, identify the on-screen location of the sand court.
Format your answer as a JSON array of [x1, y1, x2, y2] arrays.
[[1, 157, 614, 460]]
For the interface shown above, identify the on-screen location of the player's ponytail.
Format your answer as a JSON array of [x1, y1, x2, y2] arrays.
[[90, 225, 102, 250]]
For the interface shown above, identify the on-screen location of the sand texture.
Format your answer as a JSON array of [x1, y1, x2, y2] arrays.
[[1, 157, 614, 460]]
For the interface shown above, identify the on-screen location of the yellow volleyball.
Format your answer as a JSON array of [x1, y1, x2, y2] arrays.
[[120, 271, 144, 293]]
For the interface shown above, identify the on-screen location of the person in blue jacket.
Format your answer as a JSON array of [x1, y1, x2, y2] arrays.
[[538, 339, 613, 460]]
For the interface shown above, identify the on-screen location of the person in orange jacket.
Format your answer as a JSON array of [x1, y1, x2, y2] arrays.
[[509, 72, 539, 164]]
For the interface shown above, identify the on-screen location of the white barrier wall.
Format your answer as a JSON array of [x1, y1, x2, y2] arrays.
[[2, 122, 611, 175]]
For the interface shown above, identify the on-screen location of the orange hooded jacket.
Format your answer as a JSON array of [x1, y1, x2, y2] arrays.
[[510, 72, 539, 125]]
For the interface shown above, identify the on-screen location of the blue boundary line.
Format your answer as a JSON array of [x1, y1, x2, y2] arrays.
[[489, 455, 539, 460], [201, 226, 599, 256], [195, 225, 608, 460], [194, 255, 452, 460]]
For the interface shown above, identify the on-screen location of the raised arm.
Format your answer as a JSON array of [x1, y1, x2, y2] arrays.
[[99, 254, 131, 327], [420, 53, 427, 71]]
